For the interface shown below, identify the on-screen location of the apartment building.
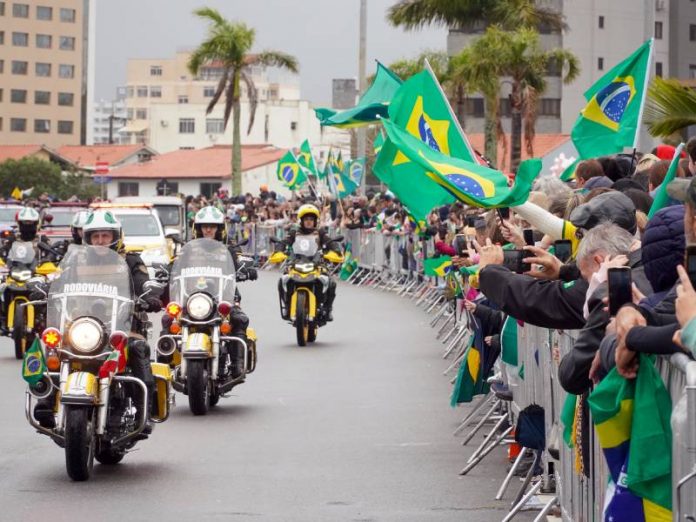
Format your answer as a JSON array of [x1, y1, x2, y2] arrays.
[[0, 0, 96, 147]]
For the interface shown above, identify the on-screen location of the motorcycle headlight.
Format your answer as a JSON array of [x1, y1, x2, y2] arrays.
[[186, 293, 213, 320], [294, 262, 315, 274], [68, 318, 104, 354], [10, 268, 32, 282]]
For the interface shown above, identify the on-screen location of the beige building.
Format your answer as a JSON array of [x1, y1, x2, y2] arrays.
[[0, 0, 96, 147]]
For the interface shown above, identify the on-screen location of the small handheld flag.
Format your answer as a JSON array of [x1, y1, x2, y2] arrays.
[[22, 338, 46, 386]]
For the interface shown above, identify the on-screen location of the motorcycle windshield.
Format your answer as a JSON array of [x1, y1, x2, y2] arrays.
[[7, 241, 36, 266], [291, 235, 319, 258], [47, 246, 134, 334], [170, 238, 236, 304]]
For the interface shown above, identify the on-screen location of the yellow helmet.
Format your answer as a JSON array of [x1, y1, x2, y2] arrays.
[[297, 204, 320, 221]]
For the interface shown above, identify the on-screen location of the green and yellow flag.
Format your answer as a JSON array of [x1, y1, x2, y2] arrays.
[[382, 119, 541, 208], [297, 139, 318, 176], [328, 168, 357, 199], [451, 329, 488, 406], [315, 62, 402, 128], [22, 338, 46, 386], [423, 255, 452, 277], [569, 39, 653, 164], [345, 157, 365, 186], [276, 150, 307, 189], [11, 186, 23, 200], [648, 143, 683, 218], [373, 131, 385, 156]]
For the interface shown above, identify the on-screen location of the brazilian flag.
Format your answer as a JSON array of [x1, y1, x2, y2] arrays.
[[328, 168, 357, 199], [276, 150, 307, 189], [588, 355, 672, 521], [373, 131, 385, 156], [345, 157, 365, 186], [22, 338, 46, 386], [500, 316, 518, 367], [315, 62, 402, 128], [339, 243, 358, 281], [382, 119, 541, 209], [564, 39, 652, 181], [451, 325, 488, 406], [297, 139, 318, 176], [373, 67, 475, 222], [423, 255, 452, 277], [648, 143, 683, 218]]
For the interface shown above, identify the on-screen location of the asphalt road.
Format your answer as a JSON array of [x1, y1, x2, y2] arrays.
[[0, 272, 533, 522]]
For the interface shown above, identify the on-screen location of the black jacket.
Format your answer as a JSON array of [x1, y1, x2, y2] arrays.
[[281, 225, 341, 255], [125, 252, 150, 296], [558, 249, 652, 395], [479, 265, 589, 330]]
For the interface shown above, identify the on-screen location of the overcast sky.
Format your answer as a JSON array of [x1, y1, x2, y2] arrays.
[[95, 0, 447, 106]]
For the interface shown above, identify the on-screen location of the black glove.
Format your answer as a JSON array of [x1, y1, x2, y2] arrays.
[[246, 267, 258, 281], [145, 296, 162, 313], [29, 282, 49, 301]]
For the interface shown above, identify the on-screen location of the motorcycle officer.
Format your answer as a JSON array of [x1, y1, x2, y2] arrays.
[[278, 204, 340, 321]]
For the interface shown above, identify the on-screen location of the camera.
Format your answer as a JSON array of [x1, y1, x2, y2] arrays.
[[503, 249, 533, 274]]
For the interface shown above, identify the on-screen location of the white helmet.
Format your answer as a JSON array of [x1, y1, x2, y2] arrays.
[[83, 210, 123, 250], [17, 207, 40, 224], [193, 206, 226, 241], [71, 210, 90, 243]]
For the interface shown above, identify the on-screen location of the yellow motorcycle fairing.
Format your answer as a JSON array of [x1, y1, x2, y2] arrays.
[[324, 251, 344, 264], [290, 288, 317, 321], [182, 332, 212, 357], [246, 327, 257, 343], [269, 251, 287, 264], [151, 362, 172, 421], [61, 371, 98, 405], [8, 296, 33, 330], [35, 262, 58, 276]]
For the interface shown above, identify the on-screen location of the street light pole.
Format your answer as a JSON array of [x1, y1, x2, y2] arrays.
[[357, 0, 367, 190]]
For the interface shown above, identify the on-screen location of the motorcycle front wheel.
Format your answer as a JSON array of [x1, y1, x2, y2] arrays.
[[187, 360, 210, 416], [308, 323, 318, 343], [64, 406, 95, 481], [295, 292, 308, 347]]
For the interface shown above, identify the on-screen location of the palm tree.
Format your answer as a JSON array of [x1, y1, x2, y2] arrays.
[[387, 50, 450, 82], [189, 7, 299, 195], [644, 77, 696, 138], [495, 28, 579, 172]]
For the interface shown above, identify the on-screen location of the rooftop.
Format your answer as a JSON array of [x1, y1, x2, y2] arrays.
[[56, 144, 156, 168], [467, 134, 571, 172], [108, 144, 286, 179]]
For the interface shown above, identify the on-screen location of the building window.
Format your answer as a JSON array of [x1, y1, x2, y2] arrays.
[[690, 65, 696, 79], [58, 92, 74, 106], [690, 24, 696, 41], [36, 34, 52, 48], [655, 21, 663, 39], [127, 86, 134, 98], [598, 16, 604, 29], [150, 86, 162, 98], [36, 5, 51, 20], [203, 86, 216, 97], [0, 89, 3, 102], [34, 119, 50, 133], [136, 85, 148, 97], [10, 89, 26, 103], [57, 120, 73, 134], [598, 57, 604, 70], [0, 31, 4, 45], [150, 65, 162, 76], [34, 90, 50, 104], [59, 36, 75, 50], [464, 98, 485, 118], [126, 108, 134, 119], [200, 183, 222, 198], [12, 31, 28, 46], [179, 118, 195, 133], [12, 3, 28, 18], [206, 118, 225, 134], [540, 98, 561, 116], [290, 121, 297, 131], [10, 118, 26, 132], [178, 95, 189, 104], [0, 2, 5, 16], [36, 62, 51, 77], [136, 108, 147, 119], [58, 64, 74, 78], [118, 182, 139, 197], [59, 7, 75, 22], [11, 60, 27, 75], [0, 59, 4, 73], [199, 67, 224, 81], [656, 61, 663, 77], [156, 181, 178, 196]]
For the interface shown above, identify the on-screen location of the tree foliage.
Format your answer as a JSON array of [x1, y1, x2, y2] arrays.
[[644, 77, 696, 138], [0, 158, 98, 200]]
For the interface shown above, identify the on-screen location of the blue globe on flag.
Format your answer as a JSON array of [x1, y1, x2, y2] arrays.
[[596, 81, 632, 124], [282, 165, 295, 183], [418, 116, 441, 152]]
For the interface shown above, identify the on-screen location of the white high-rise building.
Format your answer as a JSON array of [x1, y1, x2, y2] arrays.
[[92, 87, 128, 144]]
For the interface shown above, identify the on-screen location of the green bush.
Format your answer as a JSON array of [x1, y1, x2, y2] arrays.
[[0, 158, 99, 200]]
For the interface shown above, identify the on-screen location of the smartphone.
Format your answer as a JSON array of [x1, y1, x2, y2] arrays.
[[503, 249, 525, 274], [554, 240, 572, 263], [686, 245, 696, 289], [523, 229, 535, 246], [497, 207, 510, 220], [607, 267, 633, 316]]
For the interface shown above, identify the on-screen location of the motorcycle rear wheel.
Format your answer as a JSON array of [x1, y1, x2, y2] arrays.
[[187, 360, 210, 416], [64, 406, 95, 481], [295, 292, 308, 347]]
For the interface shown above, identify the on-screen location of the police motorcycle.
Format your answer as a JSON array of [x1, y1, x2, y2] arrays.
[[157, 238, 257, 415], [0, 233, 62, 359], [269, 234, 343, 346], [25, 245, 172, 481]]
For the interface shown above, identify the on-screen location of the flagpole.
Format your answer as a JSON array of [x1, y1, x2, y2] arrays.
[[424, 59, 477, 162], [632, 38, 654, 151]]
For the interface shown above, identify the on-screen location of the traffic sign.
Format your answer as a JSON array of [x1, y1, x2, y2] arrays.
[[95, 161, 110, 175]]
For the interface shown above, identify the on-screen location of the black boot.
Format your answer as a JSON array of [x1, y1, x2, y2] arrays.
[[128, 339, 155, 434]]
